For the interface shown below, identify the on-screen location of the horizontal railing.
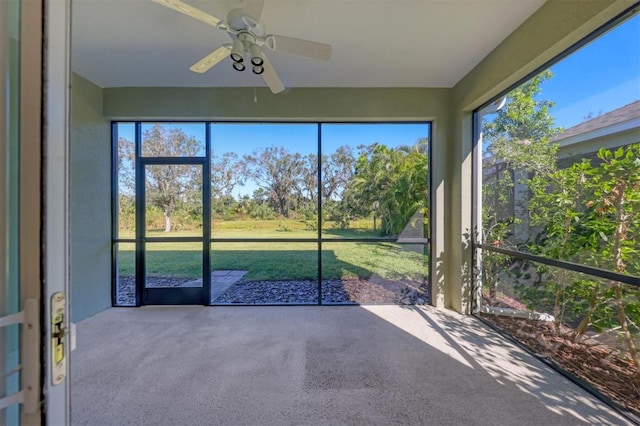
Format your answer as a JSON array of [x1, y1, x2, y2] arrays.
[[114, 237, 429, 244], [475, 243, 640, 288]]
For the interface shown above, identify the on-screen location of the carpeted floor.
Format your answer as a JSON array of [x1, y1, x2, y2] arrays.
[[71, 305, 631, 425]]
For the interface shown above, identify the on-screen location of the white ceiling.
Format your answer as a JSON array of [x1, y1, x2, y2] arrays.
[[71, 0, 547, 89]]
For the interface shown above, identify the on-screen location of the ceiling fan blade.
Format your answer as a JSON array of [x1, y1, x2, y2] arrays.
[[189, 46, 231, 73], [152, 0, 222, 27], [261, 54, 285, 94], [242, 0, 265, 23], [267, 35, 331, 61]]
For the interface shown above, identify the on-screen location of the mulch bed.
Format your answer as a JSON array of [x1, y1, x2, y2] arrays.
[[481, 294, 640, 418]]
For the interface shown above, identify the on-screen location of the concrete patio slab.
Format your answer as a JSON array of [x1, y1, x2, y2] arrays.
[[210, 270, 247, 302], [176, 270, 247, 301], [71, 305, 632, 425]]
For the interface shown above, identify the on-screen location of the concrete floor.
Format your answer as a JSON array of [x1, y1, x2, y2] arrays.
[[71, 305, 631, 425]]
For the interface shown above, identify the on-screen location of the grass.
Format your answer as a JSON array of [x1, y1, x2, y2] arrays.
[[116, 218, 428, 281], [118, 218, 382, 239]]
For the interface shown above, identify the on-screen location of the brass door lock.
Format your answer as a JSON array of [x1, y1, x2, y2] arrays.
[[51, 292, 67, 385]]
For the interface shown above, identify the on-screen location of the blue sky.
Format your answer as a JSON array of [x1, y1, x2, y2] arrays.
[[211, 123, 429, 158], [119, 122, 429, 158], [541, 13, 640, 129]]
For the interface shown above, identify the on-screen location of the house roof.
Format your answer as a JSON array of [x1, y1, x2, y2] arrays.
[[552, 100, 640, 142]]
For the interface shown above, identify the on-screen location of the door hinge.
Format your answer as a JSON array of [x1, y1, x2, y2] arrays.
[[0, 298, 40, 413]]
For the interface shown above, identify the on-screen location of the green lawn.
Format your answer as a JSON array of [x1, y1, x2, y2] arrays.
[[116, 219, 428, 281], [118, 218, 381, 239]]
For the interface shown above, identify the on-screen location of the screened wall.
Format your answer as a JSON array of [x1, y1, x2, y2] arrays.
[[473, 10, 640, 415], [113, 122, 431, 306]]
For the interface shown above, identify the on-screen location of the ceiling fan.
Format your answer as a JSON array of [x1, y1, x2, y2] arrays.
[[152, 0, 332, 94]]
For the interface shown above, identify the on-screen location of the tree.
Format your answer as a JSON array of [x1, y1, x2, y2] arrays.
[[350, 139, 428, 236], [581, 145, 640, 373], [318, 146, 355, 227], [298, 153, 319, 205], [211, 152, 241, 199], [350, 143, 392, 233], [484, 70, 561, 160], [481, 70, 562, 303], [293, 146, 358, 229], [117, 136, 135, 192], [116, 137, 136, 230], [482, 71, 561, 229], [143, 125, 201, 232], [527, 160, 593, 331], [527, 144, 640, 374], [241, 146, 306, 217], [323, 145, 356, 202]]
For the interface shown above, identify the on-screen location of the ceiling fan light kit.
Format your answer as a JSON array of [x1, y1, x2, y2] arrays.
[[249, 44, 263, 66], [152, 0, 332, 94], [232, 61, 245, 72], [230, 38, 246, 63], [230, 32, 265, 74]]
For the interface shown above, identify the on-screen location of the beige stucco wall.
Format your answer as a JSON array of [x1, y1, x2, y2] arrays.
[[70, 73, 112, 322], [103, 87, 450, 122], [558, 126, 640, 159]]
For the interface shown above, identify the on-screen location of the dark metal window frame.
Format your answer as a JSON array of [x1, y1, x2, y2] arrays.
[[112, 120, 433, 306], [471, 5, 640, 311]]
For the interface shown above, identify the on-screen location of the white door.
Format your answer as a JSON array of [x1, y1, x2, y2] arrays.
[[42, 0, 72, 423]]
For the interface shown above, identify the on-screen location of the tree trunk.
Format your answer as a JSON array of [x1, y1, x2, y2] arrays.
[[610, 183, 640, 375], [552, 279, 563, 335], [484, 256, 498, 305], [571, 283, 599, 342], [488, 275, 497, 306], [164, 210, 171, 232], [552, 216, 573, 335], [613, 283, 639, 376]]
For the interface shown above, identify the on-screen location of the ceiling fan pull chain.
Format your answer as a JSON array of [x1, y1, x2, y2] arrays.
[[254, 76, 258, 103]]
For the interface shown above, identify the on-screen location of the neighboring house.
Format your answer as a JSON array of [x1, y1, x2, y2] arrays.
[[493, 100, 640, 244], [554, 100, 640, 165]]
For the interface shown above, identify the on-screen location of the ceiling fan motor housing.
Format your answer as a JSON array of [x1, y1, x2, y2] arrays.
[[226, 8, 265, 36]]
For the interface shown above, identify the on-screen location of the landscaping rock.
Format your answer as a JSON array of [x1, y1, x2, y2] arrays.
[[116, 276, 429, 306]]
